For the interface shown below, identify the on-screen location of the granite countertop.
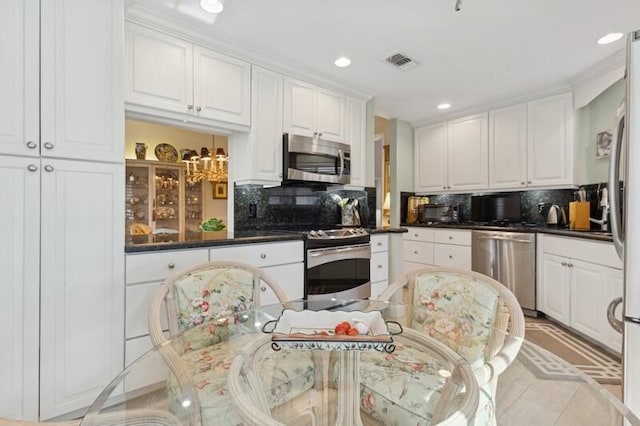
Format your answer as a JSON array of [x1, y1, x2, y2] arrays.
[[125, 227, 408, 253], [400, 222, 614, 242]]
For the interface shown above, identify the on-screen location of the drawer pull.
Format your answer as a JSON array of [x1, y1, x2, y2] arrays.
[[377, 242, 383, 246], [414, 233, 419, 237], [414, 250, 418, 255], [448, 255, 453, 259], [261, 286, 266, 292], [168, 263, 175, 269], [260, 253, 267, 259], [449, 236, 453, 240], [561, 262, 567, 266], [377, 264, 383, 269]]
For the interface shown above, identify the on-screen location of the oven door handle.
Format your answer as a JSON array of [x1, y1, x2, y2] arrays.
[[307, 243, 371, 268]]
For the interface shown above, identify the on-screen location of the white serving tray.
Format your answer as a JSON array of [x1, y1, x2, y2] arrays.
[[264, 309, 399, 352]]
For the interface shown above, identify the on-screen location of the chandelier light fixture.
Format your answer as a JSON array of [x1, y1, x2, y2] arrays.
[[183, 137, 228, 183]]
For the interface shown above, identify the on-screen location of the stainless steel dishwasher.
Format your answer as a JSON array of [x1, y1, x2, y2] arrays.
[[471, 230, 537, 316]]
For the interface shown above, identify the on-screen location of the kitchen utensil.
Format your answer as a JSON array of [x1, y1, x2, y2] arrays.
[[546, 204, 567, 227]]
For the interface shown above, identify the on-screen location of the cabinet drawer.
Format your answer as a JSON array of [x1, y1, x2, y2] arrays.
[[124, 335, 169, 393], [126, 282, 169, 339], [209, 241, 303, 267], [261, 263, 305, 304], [371, 251, 389, 283], [434, 243, 471, 269], [371, 234, 389, 253], [126, 249, 209, 284], [403, 240, 434, 265], [403, 227, 434, 242], [433, 229, 471, 246], [540, 235, 622, 269]]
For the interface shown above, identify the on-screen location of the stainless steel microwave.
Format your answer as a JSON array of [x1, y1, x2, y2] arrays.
[[283, 134, 351, 185]]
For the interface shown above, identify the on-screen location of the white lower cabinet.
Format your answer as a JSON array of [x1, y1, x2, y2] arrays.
[[209, 241, 305, 304], [537, 234, 623, 353], [402, 227, 471, 273], [370, 234, 389, 299]]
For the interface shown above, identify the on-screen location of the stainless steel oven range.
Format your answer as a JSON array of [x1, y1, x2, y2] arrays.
[[304, 228, 371, 304]]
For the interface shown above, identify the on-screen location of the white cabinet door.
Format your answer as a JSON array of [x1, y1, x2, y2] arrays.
[[193, 46, 251, 126], [283, 78, 316, 137], [346, 97, 367, 187], [0, 156, 40, 420], [233, 65, 283, 185], [125, 23, 193, 115], [261, 263, 305, 305], [40, 160, 125, 419], [527, 93, 573, 186], [539, 253, 571, 326], [489, 103, 528, 189], [316, 87, 345, 142], [414, 123, 447, 193], [447, 113, 488, 191], [433, 243, 471, 270], [41, 0, 124, 163], [0, 0, 39, 158], [570, 259, 608, 343]]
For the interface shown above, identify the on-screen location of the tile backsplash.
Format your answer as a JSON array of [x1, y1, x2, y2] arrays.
[[234, 184, 376, 231]]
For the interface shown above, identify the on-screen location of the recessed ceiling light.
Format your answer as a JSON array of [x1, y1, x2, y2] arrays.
[[597, 33, 624, 45], [437, 103, 451, 110], [200, 0, 224, 14], [334, 57, 351, 68]]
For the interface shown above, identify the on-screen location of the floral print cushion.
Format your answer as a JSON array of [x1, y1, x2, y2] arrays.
[[172, 267, 255, 350], [411, 272, 500, 368], [358, 342, 447, 425], [168, 334, 316, 425]]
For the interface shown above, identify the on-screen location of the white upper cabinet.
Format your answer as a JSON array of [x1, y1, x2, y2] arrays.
[[527, 92, 574, 186], [0, 0, 39, 158], [447, 113, 488, 191], [40, 0, 124, 163], [232, 65, 284, 185], [489, 103, 528, 189], [284, 77, 346, 142], [125, 23, 251, 127], [346, 97, 367, 187], [414, 123, 447, 193], [414, 113, 487, 193]]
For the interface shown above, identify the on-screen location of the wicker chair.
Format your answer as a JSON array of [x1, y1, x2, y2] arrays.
[[148, 261, 316, 426], [371, 267, 525, 426]]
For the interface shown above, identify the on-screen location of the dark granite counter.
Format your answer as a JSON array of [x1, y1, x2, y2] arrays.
[[370, 227, 408, 234], [400, 222, 613, 242], [125, 230, 304, 253]]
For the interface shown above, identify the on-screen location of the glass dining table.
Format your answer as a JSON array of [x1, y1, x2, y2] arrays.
[[79, 300, 640, 426]]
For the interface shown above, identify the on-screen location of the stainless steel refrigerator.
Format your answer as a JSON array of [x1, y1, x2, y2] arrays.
[[607, 29, 640, 417]]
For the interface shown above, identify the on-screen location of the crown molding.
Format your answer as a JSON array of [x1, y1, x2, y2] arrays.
[[125, 5, 374, 101], [410, 83, 572, 128], [569, 49, 625, 87]]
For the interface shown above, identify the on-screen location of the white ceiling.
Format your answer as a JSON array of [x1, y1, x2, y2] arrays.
[[127, 0, 640, 125]]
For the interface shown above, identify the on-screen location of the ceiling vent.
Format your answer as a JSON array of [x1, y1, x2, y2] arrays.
[[385, 53, 419, 71]]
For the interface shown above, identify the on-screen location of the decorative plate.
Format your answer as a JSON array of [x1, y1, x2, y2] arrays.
[[263, 309, 401, 352], [154, 143, 179, 163]]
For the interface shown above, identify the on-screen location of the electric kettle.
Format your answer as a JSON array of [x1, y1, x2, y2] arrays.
[[547, 204, 567, 227]]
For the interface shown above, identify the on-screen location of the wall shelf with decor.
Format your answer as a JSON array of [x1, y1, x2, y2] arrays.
[[125, 159, 205, 241]]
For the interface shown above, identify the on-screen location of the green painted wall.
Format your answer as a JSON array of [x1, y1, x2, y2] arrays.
[[576, 79, 624, 184], [390, 119, 414, 227]]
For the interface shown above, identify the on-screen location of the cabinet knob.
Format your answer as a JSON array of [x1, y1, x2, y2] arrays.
[[44, 165, 54, 172], [377, 242, 383, 246], [449, 255, 453, 259], [26, 141, 38, 149], [168, 263, 175, 269], [414, 233, 419, 237], [260, 253, 267, 259], [561, 261, 567, 266], [43, 142, 54, 150], [27, 164, 38, 172], [527, 181, 532, 184], [187, 105, 194, 110], [313, 131, 318, 136], [377, 264, 383, 269], [521, 182, 525, 185], [261, 286, 266, 292], [196, 106, 202, 112], [413, 250, 418, 254], [318, 132, 323, 136], [448, 236, 453, 240], [568, 263, 574, 268], [443, 186, 446, 189]]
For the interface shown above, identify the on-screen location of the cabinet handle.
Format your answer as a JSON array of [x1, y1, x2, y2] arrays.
[[448, 236, 453, 240], [26, 141, 38, 149], [168, 263, 175, 269], [27, 164, 38, 172], [196, 106, 202, 112], [43, 142, 54, 150], [521, 182, 525, 185], [561, 261, 567, 266], [44, 165, 54, 172], [414, 233, 419, 237], [261, 286, 266, 292], [187, 105, 194, 110], [413, 250, 418, 254], [318, 132, 323, 136], [568, 263, 574, 268], [527, 181, 532, 184], [313, 131, 318, 136], [377, 264, 383, 269], [260, 253, 267, 259], [377, 242, 383, 246]]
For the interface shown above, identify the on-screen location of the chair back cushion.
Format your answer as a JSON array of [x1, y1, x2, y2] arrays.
[[172, 266, 255, 350], [411, 271, 499, 368]]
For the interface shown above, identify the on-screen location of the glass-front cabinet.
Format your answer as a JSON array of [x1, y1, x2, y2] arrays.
[[125, 160, 204, 242]]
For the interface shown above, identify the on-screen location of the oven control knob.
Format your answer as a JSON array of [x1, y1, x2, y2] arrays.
[[309, 230, 317, 237], [317, 230, 326, 237]]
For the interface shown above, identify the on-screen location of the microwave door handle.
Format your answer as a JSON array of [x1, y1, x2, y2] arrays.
[[608, 108, 625, 259], [338, 149, 344, 178]]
